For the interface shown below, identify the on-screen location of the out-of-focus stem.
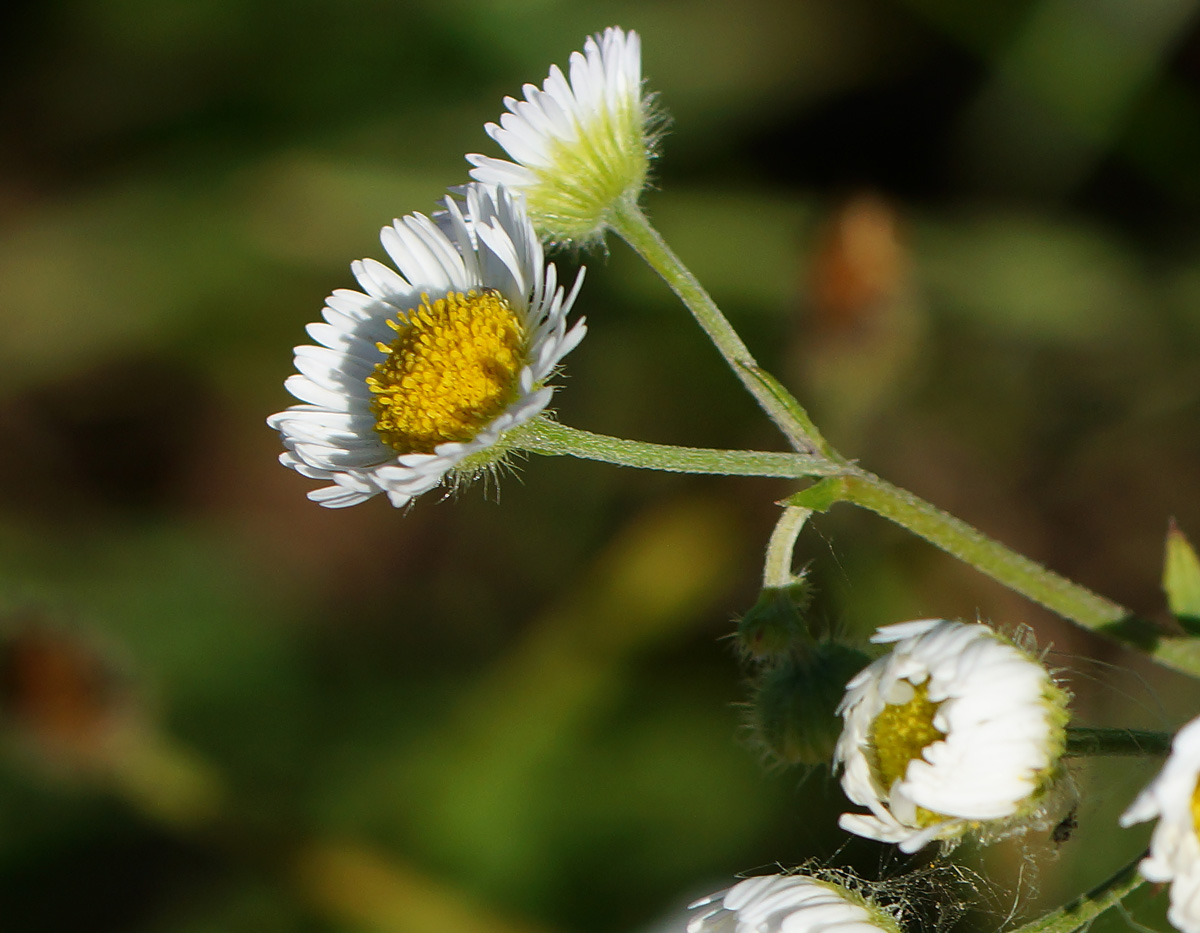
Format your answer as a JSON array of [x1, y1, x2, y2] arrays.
[[1006, 856, 1145, 933], [1065, 727, 1171, 757]]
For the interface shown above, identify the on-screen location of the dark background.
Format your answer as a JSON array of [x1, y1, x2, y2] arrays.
[[2, 0, 1200, 930]]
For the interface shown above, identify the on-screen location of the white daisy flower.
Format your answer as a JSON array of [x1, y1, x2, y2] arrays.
[[467, 26, 652, 244], [267, 183, 586, 508], [1120, 714, 1200, 933], [834, 619, 1070, 853], [688, 873, 900, 933]]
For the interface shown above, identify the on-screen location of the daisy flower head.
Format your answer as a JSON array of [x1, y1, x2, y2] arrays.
[[834, 619, 1070, 853], [1120, 714, 1200, 933], [467, 27, 653, 245], [267, 183, 586, 508], [688, 873, 901, 933]]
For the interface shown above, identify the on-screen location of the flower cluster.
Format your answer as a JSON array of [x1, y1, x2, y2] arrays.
[[262, 22, 1200, 933], [270, 28, 648, 508]]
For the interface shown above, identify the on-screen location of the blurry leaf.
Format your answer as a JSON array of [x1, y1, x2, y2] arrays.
[[237, 156, 456, 266], [0, 178, 257, 392], [917, 211, 1145, 342], [799, 193, 925, 442], [625, 190, 815, 309], [1164, 520, 1200, 626]]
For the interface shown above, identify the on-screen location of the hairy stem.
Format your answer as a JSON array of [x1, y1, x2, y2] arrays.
[[519, 420, 841, 479], [786, 472, 1128, 630]]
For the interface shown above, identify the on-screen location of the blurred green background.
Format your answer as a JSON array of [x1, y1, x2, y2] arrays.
[[2, 0, 1200, 930]]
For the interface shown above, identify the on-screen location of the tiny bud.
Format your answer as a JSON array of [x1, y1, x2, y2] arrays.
[[749, 641, 871, 767], [736, 580, 813, 662]]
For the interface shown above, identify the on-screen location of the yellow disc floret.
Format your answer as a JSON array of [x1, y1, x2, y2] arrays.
[[1191, 776, 1200, 839], [870, 680, 947, 793], [367, 289, 524, 454]]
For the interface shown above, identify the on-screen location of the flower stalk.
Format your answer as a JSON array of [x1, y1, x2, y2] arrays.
[[763, 506, 813, 589], [519, 420, 839, 479], [785, 472, 1128, 631]]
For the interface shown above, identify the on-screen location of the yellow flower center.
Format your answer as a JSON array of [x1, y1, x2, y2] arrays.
[[1191, 776, 1200, 838], [870, 680, 947, 792], [366, 290, 524, 454]]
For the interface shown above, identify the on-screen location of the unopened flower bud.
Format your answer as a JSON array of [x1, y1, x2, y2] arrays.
[[750, 641, 870, 767], [467, 27, 656, 245], [835, 619, 1072, 853], [736, 580, 813, 662]]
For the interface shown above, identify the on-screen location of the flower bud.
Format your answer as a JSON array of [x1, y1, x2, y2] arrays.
[[749, 641, 870, 767], [736, 580, 813, 662], [467, 27, 656, 245], [835, 619, 1072, 853]]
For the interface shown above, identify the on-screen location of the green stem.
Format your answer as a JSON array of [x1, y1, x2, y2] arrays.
[[763, 507, 812, 588], [1005, 855, 1145, 933], [786, 472, 1128, 630], [603, 197, 1200, 675], [519, 420, 841, 479], [1065, 727, 1171, 757], [787, 472, 1200, 678], [608, 196, 828, 455]]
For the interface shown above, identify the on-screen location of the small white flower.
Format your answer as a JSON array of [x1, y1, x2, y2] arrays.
[[467, 26, 653, 244], [834, 619, 1069, 853], [1120, 715, 1200, 933], [268, 183, 586, 508], [688, 874, 900, 933]]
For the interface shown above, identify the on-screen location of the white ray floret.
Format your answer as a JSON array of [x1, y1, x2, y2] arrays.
[[688, 873, 899, 933], [467, 26, 652, 243], [1121, 714, 1200, 933], [835, 619, 1069, 853], [268, 184, 586, 508]]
